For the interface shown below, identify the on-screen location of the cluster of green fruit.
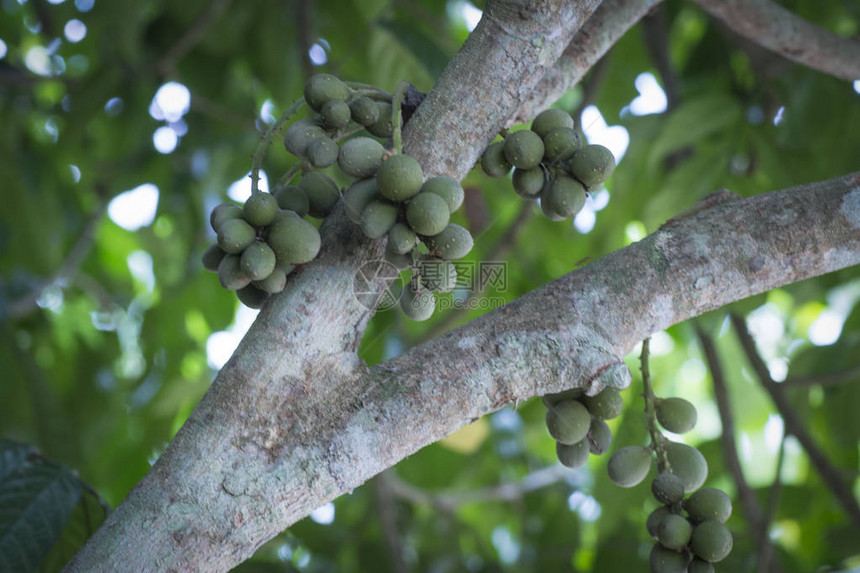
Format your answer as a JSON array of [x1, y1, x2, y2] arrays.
[[606, 396, 733, 572], [541, 386, 623, 469], [480, 108, 616, 220]]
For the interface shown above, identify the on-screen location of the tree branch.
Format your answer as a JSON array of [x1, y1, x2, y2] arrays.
[[729, 313, 860, 528], [782, 364, 860, 389], [690, 0, 860, 81]]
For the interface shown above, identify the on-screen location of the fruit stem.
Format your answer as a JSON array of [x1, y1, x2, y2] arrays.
[[351, 88, 393, 102], [391, 80, 409, 156], [276, 163, 303, 188], [641, 338, 670, 473], [251, 98, 305, 195], [346, 81, 392, 97]]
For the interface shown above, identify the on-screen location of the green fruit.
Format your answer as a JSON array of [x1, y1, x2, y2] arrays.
[[210, 203, 242, 232], [541, 175, 587, 219], [218, 254, 251, 291], [267, 211, 322, 264], [273, 185, 310, 218], [349, 96, 379, 126], [303, 73, 350, 111], [664, 442, 708, 493], [649, 543, 690, 573], [647, 506, 673, 539], [684, 488, 732, 523], [320, 99, 351, 130], [385, 247, 412, 271], [582, 387, 623, 420], [377, 154, 424, 202], [540, 197, 566, 221], [422, 224, 473, 260], [567, 144, 616, 190], [240, 242, 276, 281], [366, 102, 394, 138], [545, 399, 591, 445], [556, 439, 589, 469], [360, 200, 398, 240], [217, 218, 257, 254], [657, 514, 693, 550], [305, 136, 339, 168], [656, 397, 698, 434], [541, 388, 583, 407], [401, 283, 435, 321], [298, 172, 340, 219], [337, 137, 385, 179], [607, 445, 652, 488], [687, 558, 715, 573], [418, 257, 457, 293], [202, 244, 226, 272], [542, 127, 583, 162], [387, 222, 416, 255], [421, 176, 464, 213], [504, 129, 544, 169], [243, 192, 279, 227], [690, 521, 732, 563], [481, 141, 512, 178], [283, 118, 327, 157], [344, 178, 379, 224], [531, 108, 574, 139], [236, 285, 269, 309], [587, 418, 612, 455], [253, 267, 288, 294], [512, 167, 546, 198], [406, 192, 449, 236], [652, 472, 686, 505]]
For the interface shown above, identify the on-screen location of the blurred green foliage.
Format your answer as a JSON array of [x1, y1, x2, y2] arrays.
[[0, 0, 858, 571]]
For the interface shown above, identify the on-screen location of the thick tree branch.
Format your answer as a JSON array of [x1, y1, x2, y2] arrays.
[[691, 0, 860, 81]]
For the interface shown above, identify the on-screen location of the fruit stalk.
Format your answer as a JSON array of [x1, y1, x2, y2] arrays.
[[250, 98, 306, 194], [641, 338, 669, 472]]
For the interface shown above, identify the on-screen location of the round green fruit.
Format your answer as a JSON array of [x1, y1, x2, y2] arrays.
[[556, 439, 589, 469], [273, 185, 310, 218], [202, 244, 226, 272], [664, 442, 708, 493], [283, 118, 327, 158], [320, 99, 351, 130], [541, 388, 582, 407], [504, 129, 545, 169], [690, 520, 732, 563], [298, 172, 340, 219], [421, 176, 464, 213], [422, 224, 473, 260], [539, 197, 566, 221], [545, 399, 591, 445], [377, 154, 424, 202], [418, 257, 457, 293], [531, 108, 574, 139], [366, 102, 394, 138], [236, 285, 269, 309], [649, 543, 690, 573], [305, 136, 339, 168], [582, 387, 623, 420], [387, 222, 416, 255], [243, 192, 279, 227], [240, 242, 276, 281], [567, 144, 616, 190], [344, 178, 379, 224], [401, 283, 435, 321], [512, 167, 546, 199], [587, 418, 612, 455], [349, 96, 379, 126], [406, 192, 449, 236], [267, 211, 322, 265], [652, 472, 686, 505], [684, 488, 732, 523], [337, 137, 385, 178], [304, 73, 350, 112], [541, 175, 587, 219], [656, 397, 698, 434], [385, 247, 412, 271], [253, 267, 288, 294], [218, 254, 251, 291], [210, 203, 243, 232], [360, 200, 398, 240], [217, 218, 256, 254], [688, 558, 715, 573], [657, 514, 693, 550], [542, 127, 583, 163], [607, 445, 652, 488], [647, 506, 673, 539], [481, 141, 512, 178]]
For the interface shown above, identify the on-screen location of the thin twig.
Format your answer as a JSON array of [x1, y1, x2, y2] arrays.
[[782, 364, 860, 389], [373, 473, 410, 573], [157, 0, 232, 76], [250, 99, 305, 194], [641, 4, 681, 111], [730, 313, 860, 528], [756, 438, 786, 573], [295, 0, 314, 81], [391, 81, 410, 156], [641, 338, 669, 471]]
